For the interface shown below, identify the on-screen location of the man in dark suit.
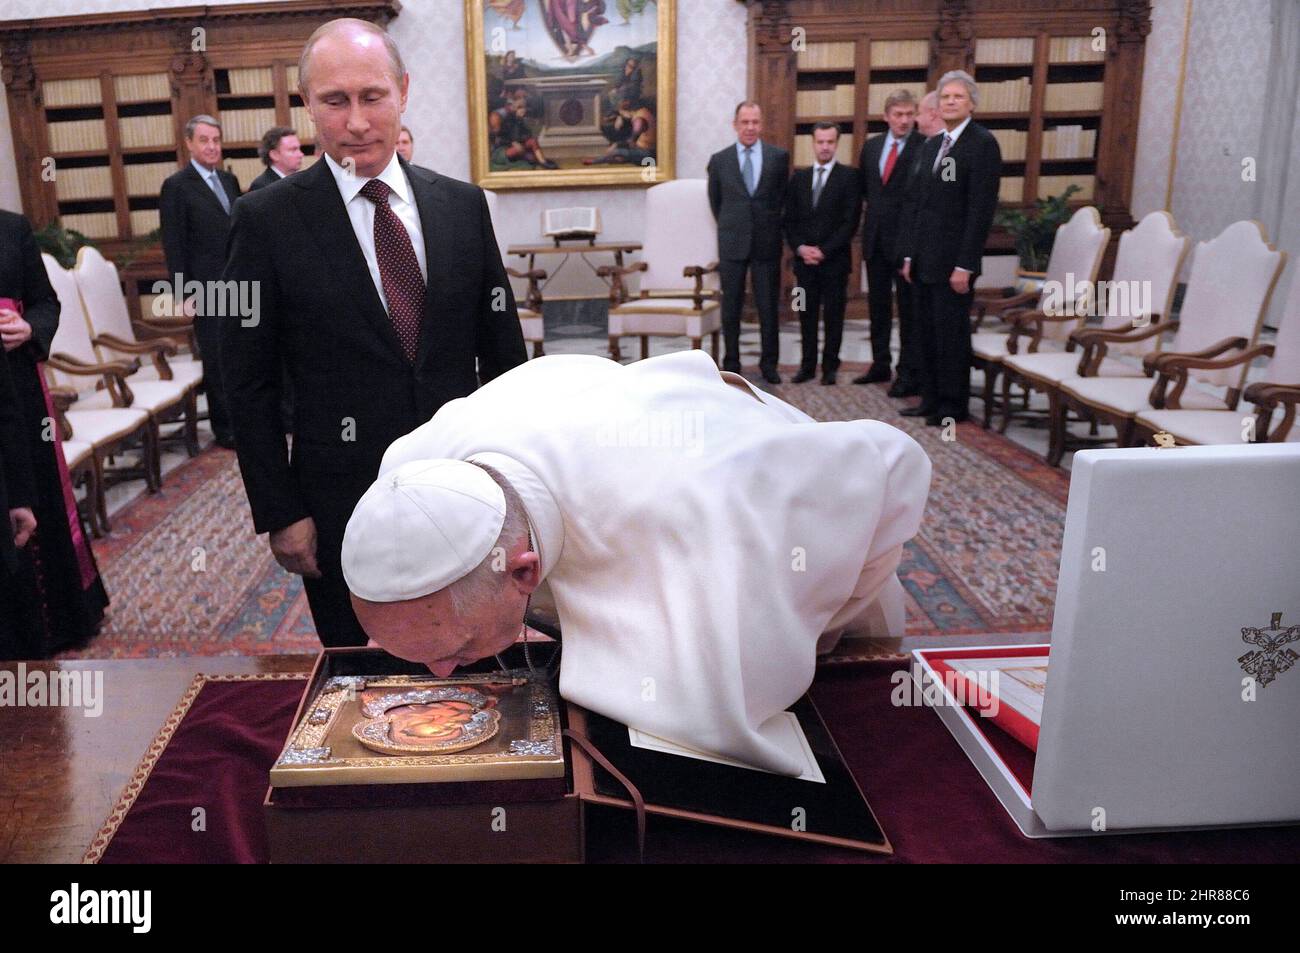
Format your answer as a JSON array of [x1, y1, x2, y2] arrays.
[[855, 90, 926, 389], [222, 18, 527, 647], [160, 114, 243, 447], [897, 71, 1002, 425], [248, 125, 304, 191], [707, 101, 789, 383], [782, 122, 862, 385]]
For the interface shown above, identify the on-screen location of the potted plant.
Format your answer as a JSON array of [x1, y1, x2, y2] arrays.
[[995, 184, 1082, 292]]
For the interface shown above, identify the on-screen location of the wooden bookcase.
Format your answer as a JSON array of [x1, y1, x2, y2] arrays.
[[748, 0, 1152, 277], [0, 0, 399, 320]]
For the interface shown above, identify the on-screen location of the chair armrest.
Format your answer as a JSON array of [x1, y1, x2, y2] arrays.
[[135, 317, 198, 352], [681, 261, 721, 310], [1155, 343, 1273, 375], [596, 261, 648, 305], [46, 354, 139, 408], [1244, 381, 1300, 405], [506, 266, 548, 312], [1142, 336, 1249, 375], [1002, 309, 1079, 354], [49, 386, 79, 413], [95, 333, 179, 381]]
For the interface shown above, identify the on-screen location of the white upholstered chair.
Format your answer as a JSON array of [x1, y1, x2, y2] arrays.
[[1134, 273, 1300, 446], [599, 179, 721, 361], [1053, 220, 1286, 458], [999, 211, 1190, 444], [970, 207, 1109, 428], [483, 190, 547, 358], [42, 254, 158, 528], [73, 246, 203, 389]]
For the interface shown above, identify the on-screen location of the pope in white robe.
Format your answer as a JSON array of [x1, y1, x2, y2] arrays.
[[342, 350, 930, 776]]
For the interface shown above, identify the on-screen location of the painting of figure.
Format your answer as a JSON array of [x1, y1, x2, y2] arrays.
[[468, 0, 675, 188]]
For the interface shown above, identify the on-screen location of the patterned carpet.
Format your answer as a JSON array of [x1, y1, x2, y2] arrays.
[[66, 363, 1068, 658]]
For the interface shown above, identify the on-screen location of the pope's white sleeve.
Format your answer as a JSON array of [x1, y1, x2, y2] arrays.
[[860, 421, 932, 562]]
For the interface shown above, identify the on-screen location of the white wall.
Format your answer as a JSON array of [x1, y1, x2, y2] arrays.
[[3, 0, 1293, 313], [0, 0, 747, 298], [1132, 0, 1297, 324]]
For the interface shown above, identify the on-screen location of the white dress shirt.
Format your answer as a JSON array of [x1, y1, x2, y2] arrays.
[[323, 151, 428, 313], [877, 131, 907, 177]]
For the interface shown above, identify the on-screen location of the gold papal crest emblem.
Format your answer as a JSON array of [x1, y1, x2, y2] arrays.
[[1238, 612, 1300, 687]]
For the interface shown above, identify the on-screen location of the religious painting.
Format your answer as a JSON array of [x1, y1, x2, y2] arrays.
[[466, 0, 676, 189], [271, 673, 565, 786]]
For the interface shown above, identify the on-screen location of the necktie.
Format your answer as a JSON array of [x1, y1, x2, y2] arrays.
[[881, 140, 899, 185], [207, 171, 231, 214], [932, 133, 953, 175], [742, 146, 756, 195], [359, 179, 425, 363], [812, 165, 825, 208]]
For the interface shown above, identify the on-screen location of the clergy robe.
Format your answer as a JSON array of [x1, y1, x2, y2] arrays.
[[376, 349, 930, 776]]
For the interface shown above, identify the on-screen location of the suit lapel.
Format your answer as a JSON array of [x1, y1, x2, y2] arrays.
[[289, 160, 405, 360], [185, 164, 229, 216], [405, 161, 449, 372]]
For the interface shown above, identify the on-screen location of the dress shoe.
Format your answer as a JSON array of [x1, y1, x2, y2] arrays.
[[791, 368, 816, 383], [722, 362, 742, 374], [898, 405, 936, 418], [214, 433, 237, 450], [926, 412, 970, 427], [852, 365, 892, 385], [761, 369, 782, 385], [821, 370, 837, 385], [887, 380, 921, 398]]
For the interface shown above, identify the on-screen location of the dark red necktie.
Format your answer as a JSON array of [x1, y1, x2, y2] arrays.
[[359, 178, 425, 362], [881, 140, 899, 185]]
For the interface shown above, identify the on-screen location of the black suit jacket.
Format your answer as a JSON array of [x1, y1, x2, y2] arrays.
[[159, 163, 242, 283], [707, 142, 789, 261], [247, 167, 285, 192], [859, 129, 926, 264], [782, 163, 863, 273], [898, 122, 1003, 283], [220, 156, 528, 536]]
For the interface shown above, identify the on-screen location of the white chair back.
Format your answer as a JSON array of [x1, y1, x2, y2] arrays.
[[1040, 206, 1109, 342], [73, 245, 138, 361], [1265, 274, 1300, 386], [1103, 211, 1191, 354], [639, 179, 719, 291], [1174, 221, 1285, 389], [41, 254, 99, 391]]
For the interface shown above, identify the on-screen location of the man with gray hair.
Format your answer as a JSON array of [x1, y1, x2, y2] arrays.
[[221, 17, 525, 646], [897, 70, 1002, 425], [159, 114, 243, 447]]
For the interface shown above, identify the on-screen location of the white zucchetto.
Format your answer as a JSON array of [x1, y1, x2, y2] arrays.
[[341, 458, 504, 602]]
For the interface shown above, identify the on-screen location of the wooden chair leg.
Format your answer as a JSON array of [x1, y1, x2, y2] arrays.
[[1116, 417, 1137, 447], [145, 422, 161, 493], [690, 337, 702, 350], [184, 389, 200, 457], [607, 335, 622, 361], [93, 453, 111, 534], [982, 363, 999, 429], [711, 331, 720, 361], [640, 335, 649, 360], [532, 341, 545, 358], [1047, 392, 1067, 467], [999, 371, 1015, 433]]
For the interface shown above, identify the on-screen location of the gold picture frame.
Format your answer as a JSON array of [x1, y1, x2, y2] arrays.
[[465, 0, 676, 190]]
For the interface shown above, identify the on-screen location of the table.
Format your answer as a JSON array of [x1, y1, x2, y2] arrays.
[[0, 655, 313, 863]]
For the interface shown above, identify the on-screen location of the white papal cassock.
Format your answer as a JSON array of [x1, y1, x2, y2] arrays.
[[377, 350, 931, 776]]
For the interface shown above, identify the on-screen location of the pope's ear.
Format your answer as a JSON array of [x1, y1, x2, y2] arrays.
[[509, 550, 541, 595]]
